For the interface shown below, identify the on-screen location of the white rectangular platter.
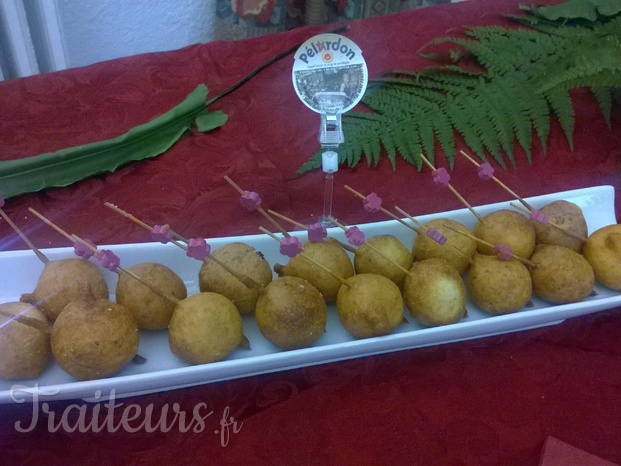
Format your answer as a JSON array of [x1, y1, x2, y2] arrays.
[[0, 185, 619, 403]]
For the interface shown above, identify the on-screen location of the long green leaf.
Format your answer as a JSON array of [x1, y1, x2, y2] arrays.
[[0, 84, 222, 199]]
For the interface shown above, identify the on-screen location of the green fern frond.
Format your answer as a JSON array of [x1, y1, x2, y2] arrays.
[[542, 86, 575, 151], [364, 85, 438, 115], [445, 94, 496, 166], [295, 0, 621, 175], [473, 81, 517, 164], [442, 37, 516, 75], [393, 124, 423, 168], [296, 151, 323, 174], [414, 115, 436, 162], [591, 87, 614, 128], [426, 108, 456, 162]]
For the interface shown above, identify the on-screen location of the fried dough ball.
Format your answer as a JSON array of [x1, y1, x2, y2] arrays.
[[404, 258, 466, 326], [583, 224, 621, 290], [353, 235, 413, 289], [412, 218, 477, 274], [116, 262, 187, 330], [198, 242, 273, 314], [533, 200, 587, 252], [467, 254, 532, 314], [474, 210, 536, 259], [336, 273, 404, 339], [274, 241, 353, 302], [255, 276, 327, 349], [0, 302, 51, 379], [529, 244, 594, 304], [21, 258, 109, 321], [52, 298, 139, 380], [168, 292, 244, 364]]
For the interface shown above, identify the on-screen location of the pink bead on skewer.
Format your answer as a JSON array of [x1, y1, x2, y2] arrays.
[[224, 176, 290, 237], [477, 162, 495, 180], [432, 167, 451, 187], [363, 192, 382, 213], [344, 185, 418, 234], [493, 242, 514, 261], [73, 238, 96, 259], [327, 217, 366, 247], [426, 227, 447, 245], [240, 191, 262, 211], [345, 226, 366, 246], [97, 249, 121, 272], [186, 237, 211, 260], [280, 236, 303, 258], [420, 154, 484, 222], [529, 210, 549, 224], [152, 224, 174, 244], [307, 222, 328, 243]]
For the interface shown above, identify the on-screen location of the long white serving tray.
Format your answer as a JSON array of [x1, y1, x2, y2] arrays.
[[0, 185, 619, 403]]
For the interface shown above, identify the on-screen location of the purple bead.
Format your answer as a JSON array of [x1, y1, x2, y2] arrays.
[[432, 167, 450, 186], [186, 237, 211, 260], [363, 193, 382, 213], [98, 249, 120, 272], [280, 236, 302, 258], [477, 162, 495, 180], [307, 223, 327, 242], [240, 191, 262, 211], [345, 226, 366, 246]]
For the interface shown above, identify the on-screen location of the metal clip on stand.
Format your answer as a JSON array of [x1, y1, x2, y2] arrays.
[[292, 32, 367, 227], [319, 111, 344, 227]]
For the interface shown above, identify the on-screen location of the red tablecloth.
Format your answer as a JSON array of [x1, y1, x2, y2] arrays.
[[1, 0, 621, 464]]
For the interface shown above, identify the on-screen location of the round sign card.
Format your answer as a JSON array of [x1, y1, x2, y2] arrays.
[[292, 33, 368, 114]]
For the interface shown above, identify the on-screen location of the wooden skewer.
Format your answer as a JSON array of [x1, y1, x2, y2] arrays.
[[29, 207, 75, 244], [394, 205, 473, 260], [327, 237, 357, 253], [393, 206, 427, 231], [459, 149, 534, 211], [0, 308, 52, 334], [267, 209, 361, 253], [442, 222, 536, 267], [460, 150, 586, 244], [1, 208, 48, 263], [510, 202, 587, 243], [104, 202, 263, 291], [28, 207, 181, 305], [420, 154, 484, 222], [267, 209, 309, 231], [327, 216, 350, 233], [259, 226, 351, 287], [327, 216, 412, 275], [105, 203, 186, 248], [72, 234, 182, 305], [224, 176, 290, 237], [343, 185, 419, 233]]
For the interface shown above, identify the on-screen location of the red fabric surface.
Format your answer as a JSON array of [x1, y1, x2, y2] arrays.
[[539, 436, 618, 466], [1, 0, 621, 464]]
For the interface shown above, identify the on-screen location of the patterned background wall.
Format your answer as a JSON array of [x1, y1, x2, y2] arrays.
[[214, 0, 452, 41]]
